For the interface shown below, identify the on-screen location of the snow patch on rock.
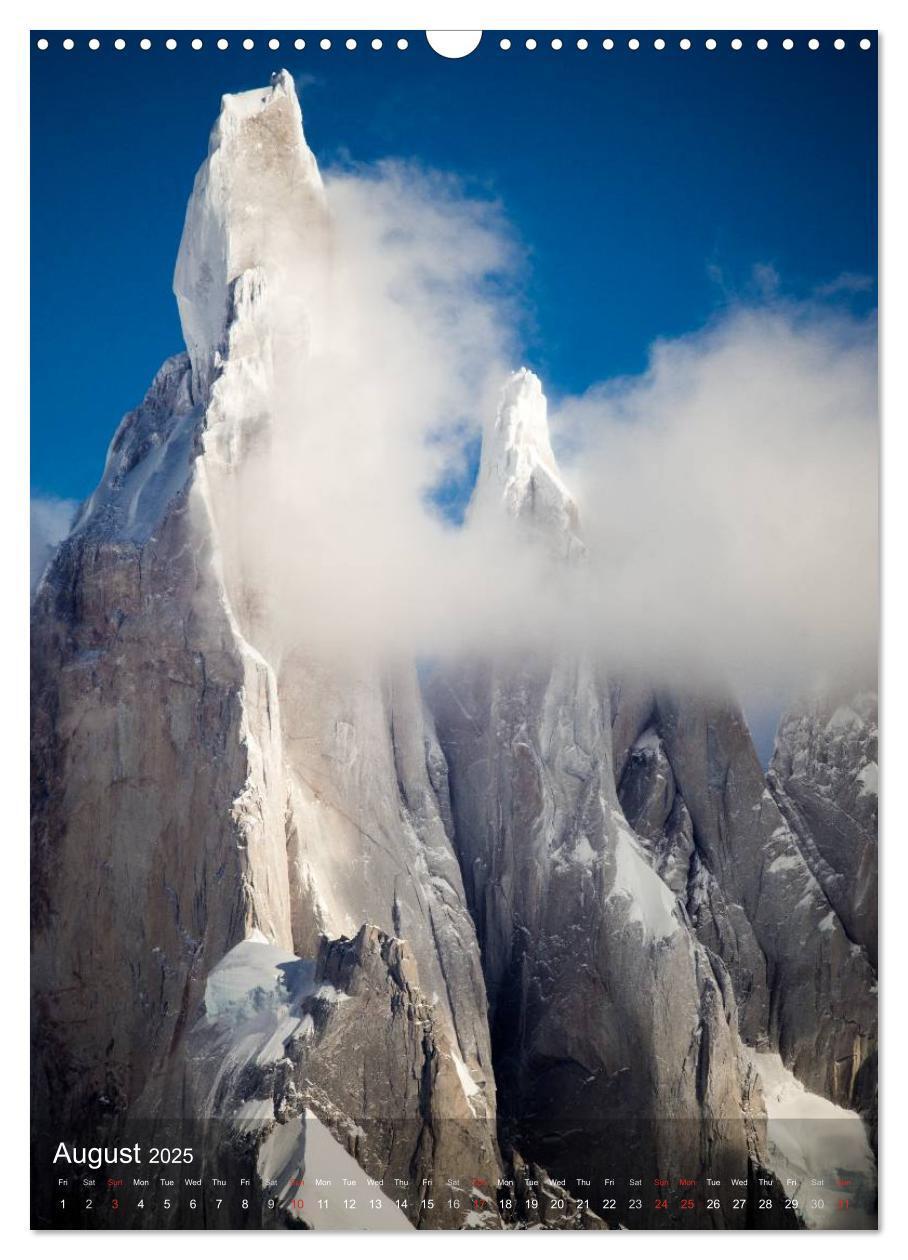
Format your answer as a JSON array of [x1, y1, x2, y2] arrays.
[[449, 1046, 481, 1114], [857, 761, 878, 798], [608, 825, 681, 942], [743, 1048, 875, 1229]]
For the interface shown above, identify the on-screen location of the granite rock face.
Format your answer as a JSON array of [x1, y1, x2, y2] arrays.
[[502, 1152, 608, 1229], [615, 687, 877, 1112], [31, 358, 273, 1133], [31, 72, 500, 1203], [768, 691, 878, 967], [429, 368, 876, 1218], [178, 924, 501, 1229], [428, 373, 760, 1216]]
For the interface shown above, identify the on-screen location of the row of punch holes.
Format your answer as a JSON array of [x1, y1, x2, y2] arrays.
[[34, 34, 875, 54]]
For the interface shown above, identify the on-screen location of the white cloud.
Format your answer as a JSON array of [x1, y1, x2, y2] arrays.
[[552, 301, 878, 695], [30, 496, 77, 594], [202, 157, 877, 701], [217, 161, 524, 662]]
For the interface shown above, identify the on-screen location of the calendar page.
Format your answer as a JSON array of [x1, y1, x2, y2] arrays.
[[29, 28, 878, 1231]]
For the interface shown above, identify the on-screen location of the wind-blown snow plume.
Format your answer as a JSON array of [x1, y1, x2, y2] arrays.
[[219, 154, 525, 662], [177, 74, 878, 699], [228, 260, 876, 699]]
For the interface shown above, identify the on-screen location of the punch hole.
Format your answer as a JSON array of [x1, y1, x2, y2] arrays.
[[426, 31, 482, 59]]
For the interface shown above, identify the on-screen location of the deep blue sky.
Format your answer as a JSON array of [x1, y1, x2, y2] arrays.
[[31, 31, 877, 505]]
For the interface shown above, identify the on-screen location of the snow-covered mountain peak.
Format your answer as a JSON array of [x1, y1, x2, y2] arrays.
[[495, 367, 554, 467], [215, 68, 300, 129], [471, 368, 583, 556], [174, 70, 328, 403]]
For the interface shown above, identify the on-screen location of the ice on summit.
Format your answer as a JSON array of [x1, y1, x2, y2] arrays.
[[174, 69, 328, 403], [470, 368, 584, 559]]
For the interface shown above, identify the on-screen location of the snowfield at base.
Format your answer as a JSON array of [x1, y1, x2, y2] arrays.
[[202, 934, 314, 1023], [257, 1110, 413, 1230], [198, 937, 318, 1104], [743, 1048, 876, 1229], [203, 938, 414, 1226]]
